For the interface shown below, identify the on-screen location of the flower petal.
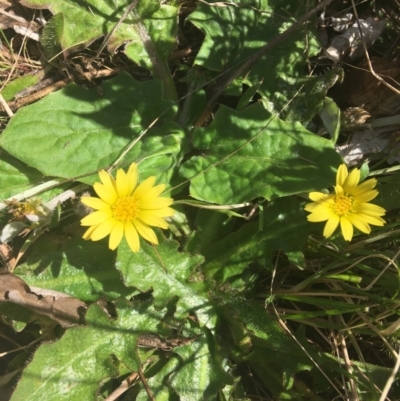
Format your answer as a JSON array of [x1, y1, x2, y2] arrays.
[[125, 221, 140, 252], [109, 221, 124, 250], [323, 214, 340, 238], [126, 163, 138, 195], [116, 168, 130, 198], [134, 219, 158, 244], [145, 207, 175, 217], [356, 213, 386, 226], [307, 204, 334, 222], [94, 182, 117, 205], [309, 192, 333, 203], [347, 214, 371, 234], [138, 211, 169, 229], [340, 217, 353, 241], [80, 197, 110, 210], [90, 219, 115, 241], [81, 209, 112, 226], [355, 190, 378, 203], [351, 178, 377, 196], [141, 197, 173, 210], [356, 203, 386, 217], [343, 167, 360, 189], [133, 176, 156, 199], [336, 164, 348, 187], [99, 170, 116, 188], [83, 225, 97, 240], [139, 184, 166, 202]]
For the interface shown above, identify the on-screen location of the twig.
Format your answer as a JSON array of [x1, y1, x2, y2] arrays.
[[104, 371, 139, 401], [350, 0, 400, 96], [138, 369, 155, 401], [94, 0, 139, 59], [0, 94, 14, 117], [379, 349, 400, 401]]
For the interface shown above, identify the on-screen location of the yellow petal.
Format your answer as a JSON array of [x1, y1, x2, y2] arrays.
[[99, 170, 117, 192], [340, 217, 353, 241], [141, 197, 173, 210], [134, 219, 158, 244], [90, 219, 115, 241], [355, 190, 378, 203], [351, 178, 377, 196], [133, 176, 156, 199], [139, 184, 166, 201], [126, 163, 138, 195], [146, 207, 175, 217], [138, 212, 169, 229], [307, 204, 334, 222], [125, 221, 140, 252], [336, 164, 348, 187], [357, 213, 386, 226], [356, 203, 386, 217], [116, 168, 130, 198], [309, 192, 333, 203], [94, 182, 117, 205], [343, 168, 360, 189], [323, 214, 340, 238], [109, 221, 124, 250], [83, 225, 97, 240], [81, 210, 112, 226], [347, 214, 371, 234], [80, 197, 109, 210]]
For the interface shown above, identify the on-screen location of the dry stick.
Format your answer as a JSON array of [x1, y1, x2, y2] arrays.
[[138, 369, 155, 401], [104, 372, 139, 401], [350, 0, 400, 96], [0, 94, 14, 117], [338, 327, 359, 401], [195, 0, 336, 126], [379, 350, 400, 401], [94, 0, 139, 59]]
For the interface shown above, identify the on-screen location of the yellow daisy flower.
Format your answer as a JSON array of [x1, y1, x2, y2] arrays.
[[304, 164, 386, 241], [80, 163, 174, 252]]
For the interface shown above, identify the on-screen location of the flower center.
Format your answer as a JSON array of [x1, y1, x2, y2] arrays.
[[112, 197, 140, 223], [333, 195, 354, 216]]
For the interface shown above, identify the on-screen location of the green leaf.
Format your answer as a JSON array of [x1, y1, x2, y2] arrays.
[[319, 97, 341, 143], [169, 333, 232, 401], [10, 300, 164, 401], [187, 1, 321, 115], [203, 197, 309, 281], [18, 236, 136, 302], [0, 73, 179, 184], [0, 150, 42, 200], [24, 0, 177, 54], [116, 235, 216, 328], [1, 75, 40, 101], [180, 104, 342, 204]]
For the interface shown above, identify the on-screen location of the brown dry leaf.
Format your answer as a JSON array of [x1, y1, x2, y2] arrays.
[[0, 270, 87, 327]]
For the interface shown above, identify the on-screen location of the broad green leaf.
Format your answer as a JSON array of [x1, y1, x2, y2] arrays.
[[203, 197, 308, 281], [169, 333, 232, 401], [10, 300, 164, 401], [116, 235, 216, 328], [1, 75, 40, 101], [374, 175, 400, 211], [18, 236, 136, 302], [24, 0, 177, 55], [180, 104, 342, 204], [0, 150, 42, 200], [0, 73, 180, 184], [187, 1, 321, 115], [319, 97, 341, 143]]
